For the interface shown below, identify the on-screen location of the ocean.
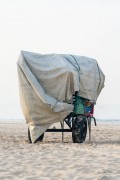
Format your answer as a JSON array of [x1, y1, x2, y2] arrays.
[[0, 104, 120, 124], [0, 119, 120, 125]]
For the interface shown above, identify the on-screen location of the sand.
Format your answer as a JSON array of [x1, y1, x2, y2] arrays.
[[0, 122, 120, 180]]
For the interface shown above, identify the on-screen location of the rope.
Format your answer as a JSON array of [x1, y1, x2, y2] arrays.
[[64, 55, 80, 72], [64, 55, 81, 83]]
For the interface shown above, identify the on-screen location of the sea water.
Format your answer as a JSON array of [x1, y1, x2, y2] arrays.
[[0, 104, 120, 124]]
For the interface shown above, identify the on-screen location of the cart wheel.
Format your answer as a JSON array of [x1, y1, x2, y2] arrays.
[[72, 116, 87, 143], [28, 128, 44, 143]]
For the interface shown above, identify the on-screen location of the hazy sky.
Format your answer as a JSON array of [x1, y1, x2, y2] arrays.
[[0, 0, 120, 119]]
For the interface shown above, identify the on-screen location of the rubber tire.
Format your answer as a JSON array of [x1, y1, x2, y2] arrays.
[[28, 128, 44, 143], [72, 116, 87, 143]]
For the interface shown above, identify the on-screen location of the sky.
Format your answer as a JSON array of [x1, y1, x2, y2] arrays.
[[0, 0, 120, 120]]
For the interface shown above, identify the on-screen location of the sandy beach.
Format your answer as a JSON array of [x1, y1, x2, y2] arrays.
[[0, 122, 120, 180]]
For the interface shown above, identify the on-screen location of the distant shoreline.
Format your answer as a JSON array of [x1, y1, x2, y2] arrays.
[[0, 119, 25, 123], [0, 119, 120, 125]]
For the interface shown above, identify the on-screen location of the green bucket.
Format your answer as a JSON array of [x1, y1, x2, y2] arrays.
[[73, 95, 85, 115]]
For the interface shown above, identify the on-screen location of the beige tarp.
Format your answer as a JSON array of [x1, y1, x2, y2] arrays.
[[17, 51, 105, 142]]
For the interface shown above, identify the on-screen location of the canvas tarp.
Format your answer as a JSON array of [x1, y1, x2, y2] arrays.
[[17, 51, 105, 142]]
